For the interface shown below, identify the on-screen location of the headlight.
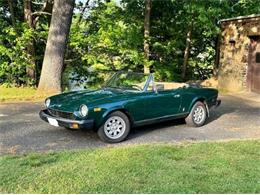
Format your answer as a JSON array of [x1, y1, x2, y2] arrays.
[[45, 98, 51, 108], [79, 104, 88, 117]]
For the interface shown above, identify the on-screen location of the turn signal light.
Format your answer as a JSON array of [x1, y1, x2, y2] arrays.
[[70, 123, 79, 129], [94, 107, 102, 112]]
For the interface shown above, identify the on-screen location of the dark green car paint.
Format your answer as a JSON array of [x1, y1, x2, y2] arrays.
[[46, 84, 219, 129]]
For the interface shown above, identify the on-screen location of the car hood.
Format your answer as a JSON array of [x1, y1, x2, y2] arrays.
[[49, 88, 134, 112]]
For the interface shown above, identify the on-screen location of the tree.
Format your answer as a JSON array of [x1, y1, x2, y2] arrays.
[[38, 0, 75, 93], [143, 0, 151, 74], [181, 2, 194, 80], [24, 0, 36, 82], [75, 0, 90, 27], [64, 1, 144, 88], [23, 0, 53, 84], [181, 22, 192, 80], [2, 0, 260, 88], [179, 0, 225, 80], [7, 0, 16, 27]]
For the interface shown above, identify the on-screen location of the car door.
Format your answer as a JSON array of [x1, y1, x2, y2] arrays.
[[124, 91, 154, 122], [143, 88, 182, 119]]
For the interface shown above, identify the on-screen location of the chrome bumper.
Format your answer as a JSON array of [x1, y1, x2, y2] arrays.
[[214, 99, 221, 108], [39, 109, 94, 130]]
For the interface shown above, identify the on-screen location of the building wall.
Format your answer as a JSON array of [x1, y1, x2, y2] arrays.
[[218, 17, 260, 92]]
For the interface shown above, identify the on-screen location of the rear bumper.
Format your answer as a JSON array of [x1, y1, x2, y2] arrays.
[[214, 99, 221, 108], [208, 99, 221, 111], [39, 109, 94, 130]]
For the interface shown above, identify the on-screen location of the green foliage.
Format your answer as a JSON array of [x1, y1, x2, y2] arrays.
[[65, 1, 145, 88], [1, 0, 260, 87], [65, 0, 260, 86], [0, 0, 50, 86], [0, 141, 260, 193], [0, 22, 35, 86]]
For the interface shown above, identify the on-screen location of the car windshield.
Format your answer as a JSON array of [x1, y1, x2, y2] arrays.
[[104, 72, 150, 91]]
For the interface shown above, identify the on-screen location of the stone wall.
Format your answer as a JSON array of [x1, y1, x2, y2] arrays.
[[218, 17, 260, 92]]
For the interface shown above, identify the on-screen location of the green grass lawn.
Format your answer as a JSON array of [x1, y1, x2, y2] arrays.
[[0, 140, 259, 193], [0, 86, 47, 102]]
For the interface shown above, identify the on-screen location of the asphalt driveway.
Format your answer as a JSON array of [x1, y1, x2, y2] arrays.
[[0, 94, 260, 155]]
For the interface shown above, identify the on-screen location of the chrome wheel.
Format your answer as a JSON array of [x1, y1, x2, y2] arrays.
[[104, 116, 126, 139], [193, 105, 205, 124]]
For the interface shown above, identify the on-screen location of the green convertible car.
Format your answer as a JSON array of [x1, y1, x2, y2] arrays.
[[39, 71, 221, 143]]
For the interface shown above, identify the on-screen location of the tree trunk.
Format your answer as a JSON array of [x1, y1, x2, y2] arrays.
[[32, 0, 54, 27], [24, 0, 36, 83], [7, 0, 16, 27], [143, 0, 151, 74], [38, 0, 75, 93], [181, 22, 193, 80], [76, 0, 90, 26], [213, 33, 221, 76]]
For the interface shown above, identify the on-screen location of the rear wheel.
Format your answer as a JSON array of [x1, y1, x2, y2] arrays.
[[185, 101, 207, 127], [97, 111, 130, 143]]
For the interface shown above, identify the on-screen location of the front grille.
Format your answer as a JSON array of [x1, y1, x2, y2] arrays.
[[48, 108, 75, 120]]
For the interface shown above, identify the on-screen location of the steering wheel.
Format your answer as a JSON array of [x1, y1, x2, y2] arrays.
[[131, 84, 142, 91]]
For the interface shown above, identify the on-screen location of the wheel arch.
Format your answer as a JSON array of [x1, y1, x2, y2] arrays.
[[188, 97, 209, 116], [95, 107, 134, 131]]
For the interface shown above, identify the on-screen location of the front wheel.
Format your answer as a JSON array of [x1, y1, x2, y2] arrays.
[[97, 111, 130, 143], [185, 101, 207, 127]]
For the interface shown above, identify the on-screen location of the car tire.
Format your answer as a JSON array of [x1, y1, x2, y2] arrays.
[[185, 101, 207, 127], [97, 111, 130, 143]]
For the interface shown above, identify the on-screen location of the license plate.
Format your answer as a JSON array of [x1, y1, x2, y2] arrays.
[[47, 118, 59, 127]]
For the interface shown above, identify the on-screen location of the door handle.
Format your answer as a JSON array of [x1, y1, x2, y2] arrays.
[[174, 94, 180, 98]]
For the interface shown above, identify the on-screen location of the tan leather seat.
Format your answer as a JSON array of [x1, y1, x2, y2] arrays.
[[155, 82, 187, 90]]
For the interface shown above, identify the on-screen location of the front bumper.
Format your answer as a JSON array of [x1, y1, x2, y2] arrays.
[[39, 109, 94, 130]]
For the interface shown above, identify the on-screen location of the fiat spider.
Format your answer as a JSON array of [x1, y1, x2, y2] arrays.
[[39, 71, 221, 143]]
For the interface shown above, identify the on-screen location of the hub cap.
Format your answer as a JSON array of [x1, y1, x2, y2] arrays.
[[193, 106, 205, 124], [104, 116, 126, 139]]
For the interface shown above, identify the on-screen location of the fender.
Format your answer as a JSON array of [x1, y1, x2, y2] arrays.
[[95, 104, 131, 128], [188, 96, 207, 112], [188, 96, 210, 117], [102, 105, 124, 119]]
